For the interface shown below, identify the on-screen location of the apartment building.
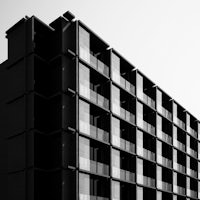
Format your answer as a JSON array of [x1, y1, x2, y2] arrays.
[[0, 11, 200, 200]]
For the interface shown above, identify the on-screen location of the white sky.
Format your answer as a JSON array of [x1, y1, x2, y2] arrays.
[[0, 0, 200, 119]]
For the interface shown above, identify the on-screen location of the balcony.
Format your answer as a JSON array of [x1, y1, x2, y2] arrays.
[[187, 168, 197, 178], [138, 146, 155, 161], [158, 180, 172, 192], [120, 107, 135, 124], [187, 189, 198, 198], [120, 76, 135, 95], [112, 135, 135, 154], [90, 89, 109, 110], [174, 185, 185, 195], [80, 194, 109, 200], [112, 166, 135, 183], [161, 107, 172, 121], [173, 162, 185, 174], [173, 139, 186, 152], [138, 174, 156, 187], [157, 130, 172, 144], [174, 117, 186, 130], [90, 53, 109, 77], [190, 127, 198, 138], [143, 120, 155, 135], [90, 124, 109, 143], [187, 147, 197, 158], [157, 155, 172, 168], [143, 93, 155, 109], [80, 157, 109, 176], [80, 121, 109, 143]]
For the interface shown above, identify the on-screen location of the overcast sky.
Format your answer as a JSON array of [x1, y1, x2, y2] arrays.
[[1, 0, 200, 119]]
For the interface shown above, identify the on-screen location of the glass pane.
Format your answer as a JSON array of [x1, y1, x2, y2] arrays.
[[173, 103, 177, 124], [79, 63, 90, 99], [157, 90, 162, 113], [137, 130, 143, 157], [111, 117, 120, 147], [198, 122, 200, 140], [157, 166, 162, 189], [137, 186, 143, 200], [112, 85, 120, 116], [79, 137, 90, 171], [137, 158, 143, 184], [137, 73, 143, 100], [186, 113, 190, 133], [173, 172, 177, 193], [79, 173, 90, 198], [112, 181, 120, 200], [137, 102, 143, 128], [79, 100, 90, 135], [157, 141, 162, 164], [111, 53, 120, 85], [112, 149, 120, 179], [79, 27, 90, 63], [157, 115, 162, 138], [157, 191, 162, 200]]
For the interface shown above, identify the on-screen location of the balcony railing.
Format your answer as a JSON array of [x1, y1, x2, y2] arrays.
[[120, 107, 135, 124], [90, 89, 109, 109], [174, 116, 186, 130], [187, 189, 198, 198], [80, 85, 109, 110], [174, 185, 185, 195], [80, 120, 109, 143], [161, 107, 172, 121], [80, 194, 109, 200], [112, 135, 135, 153], [80, 157, 109, 176], [112, 166, 135, 183], [190, 127, 198, 138], [90, 54, 109, 77], [137, 174, 155, 187], [173, 139, 186, 152], [120, 76, 135, 95], [157, 155, 172, 168], [157, 180, 172, 191], [187, 168, 197, 178], [143, 120, 155, 135], [173, 162, 185, 173], [187, 146, 197, 158], [143, 93, 155, 109], [90, 124, 109, 143], [138, 146, 155, 161], [157, 130, 172, 144]]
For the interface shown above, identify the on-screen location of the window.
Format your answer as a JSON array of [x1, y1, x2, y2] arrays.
[[137, 101, 143, 128], [137, 158, 143, 184], [79, 100, 90, 135], [157, 166, 162, 189], [79, 137, 90, 171], [137, 73, 143, 100], [157, 115, 162, 138], [157, 191, 162, 200], [137, 130, 143, 157], [157, 89, 162, 113], [112, 85, 120, 116], [173, 102, 177, 124], [112, 181, 120, 200], [79, 63, 90, 98], [137, 186, 143, 200], [79, 26, 90, 63], [111, 53, 120, 84], [112, 149, 120, 179], [79, 173, 90, 199], [111, 117, 120, 147]]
